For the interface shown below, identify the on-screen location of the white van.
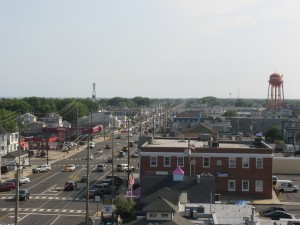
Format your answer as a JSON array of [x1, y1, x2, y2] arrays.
[[116, 164, 128, 172], [275, 180, 299, 192]]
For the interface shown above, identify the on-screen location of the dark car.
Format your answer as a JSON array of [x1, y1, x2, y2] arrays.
[[80, 175, 89, 183], [85, 189, 101, 199], [106, 175, 124, 185], [107, 157, 113, 163], [1, 166, 9, 174], [96, 164, 106, 172], [105, 144, 110, 149], [259, 206, 286, 216], [64, 181, 77, 191], [261, 210, 292, 220], [19, 189, 30, 201], [0, 182, 16, 192]]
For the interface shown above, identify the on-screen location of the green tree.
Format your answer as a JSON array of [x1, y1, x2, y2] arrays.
[[235, 98, 247, 107], [0, 109, 18, 132], [113, 196, 136, 221], [223, 110, 237, 117], [265, 126, 282, 143], [60, 101, 89, 123]]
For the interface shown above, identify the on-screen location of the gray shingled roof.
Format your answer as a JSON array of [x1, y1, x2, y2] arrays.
[[142, 196, 178, 213], [124, 212, 194, 225], [2, 151, 27, 158], [141, 175, 215, 203]]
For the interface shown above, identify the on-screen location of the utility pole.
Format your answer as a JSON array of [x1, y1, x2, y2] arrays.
[[46, 127, 49, 165], [85, 111, 92, 225], [127, 117, 130, 183], [77, 102, 80, 151], [15, 123, 21, 225], [111, 111, 115, 197], [152, 113, 155, 139]]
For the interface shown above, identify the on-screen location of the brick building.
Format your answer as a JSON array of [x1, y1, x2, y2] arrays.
[[139, 138, 273, 199]]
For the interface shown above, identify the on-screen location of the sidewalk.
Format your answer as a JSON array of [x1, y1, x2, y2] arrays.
[[1, 136, 107, 181]]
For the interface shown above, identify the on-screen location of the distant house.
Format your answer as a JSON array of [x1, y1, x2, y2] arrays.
[[42, 113, 63, 128], [2, 150, 29, 171], [17, 113, 38, 127]]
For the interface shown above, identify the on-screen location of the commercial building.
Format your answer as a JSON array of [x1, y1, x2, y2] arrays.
[[139, 137, 273, 199]]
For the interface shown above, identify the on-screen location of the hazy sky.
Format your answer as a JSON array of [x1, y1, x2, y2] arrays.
[[1, 1, 300, 99]]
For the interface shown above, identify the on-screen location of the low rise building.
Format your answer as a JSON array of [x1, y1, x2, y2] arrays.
[[139, 137, 273, 199]]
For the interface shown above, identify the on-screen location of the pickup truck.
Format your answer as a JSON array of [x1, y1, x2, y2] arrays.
[[32, 164, 51, 173]]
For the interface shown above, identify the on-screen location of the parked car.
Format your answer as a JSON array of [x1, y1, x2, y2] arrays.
[[118, 151, 125, 157], [260, 210, 292, 220], [122, 146, 128, 152], [94, 149, 103, 154], [1, 165, 9, 174], [106, 175, 124, 185], [19, 177, 30, 184], [107, 157, 113, 163], [87, 142, 95, 149], [5, 178, 21, 186], [131, 152, 139, 158], [96, 164, 106, 172], [129, 142, 134, 147], [80, 175, 89, 183], [275, 180, 299, 192], [65, 164, 76, 172], [105, 144, 111, 149], [93, 182, 111, 193], [32, 164, 51, 173], [85, 189, 101, 199], [116, 164, 135, 172], [259, 206, 286, 216], [0, 182, 16, 191], [19, 189, 30, 201], [83, 154, 94, 160], [64, 181, 77, 191]]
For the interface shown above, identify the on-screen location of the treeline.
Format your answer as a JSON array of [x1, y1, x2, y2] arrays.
[[0, 96, 155, 132]]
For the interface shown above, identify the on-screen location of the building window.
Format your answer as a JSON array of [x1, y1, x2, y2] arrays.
[[161, 213, 169, 218], [229, 158, 236, 168], [217, 160, 222, 166], [149, 213, 157, 218], [177, 156, 184, 167], [256, 180, 263, 192], [164, 156, 171, 167], [242, 180, 249, 191], [150, 156, 157, 167], [242, 158, 249, 168], [203, 157, 210, 168], [228, 180, 236, 191], [256, 158, 263, 169]]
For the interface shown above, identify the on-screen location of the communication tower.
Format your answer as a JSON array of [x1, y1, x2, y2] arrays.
[[267, 73, 284, 110], [92, 83, 96, 101]]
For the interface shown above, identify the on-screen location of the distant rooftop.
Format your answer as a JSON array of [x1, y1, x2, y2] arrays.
[[142, 138, 267, 149]]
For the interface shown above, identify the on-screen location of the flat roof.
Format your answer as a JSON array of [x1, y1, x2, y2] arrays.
[[143, 138, 256, 149]]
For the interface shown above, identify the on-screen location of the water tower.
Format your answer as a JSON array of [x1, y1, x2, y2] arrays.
[[267, 73, 284, 110]]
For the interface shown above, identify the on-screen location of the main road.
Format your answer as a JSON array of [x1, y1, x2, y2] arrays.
[[0, 132, 140, 225]]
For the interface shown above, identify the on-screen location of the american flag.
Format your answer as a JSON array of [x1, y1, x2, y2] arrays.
[[189, 144, 196, 152], [129, 175, 134, 186]]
